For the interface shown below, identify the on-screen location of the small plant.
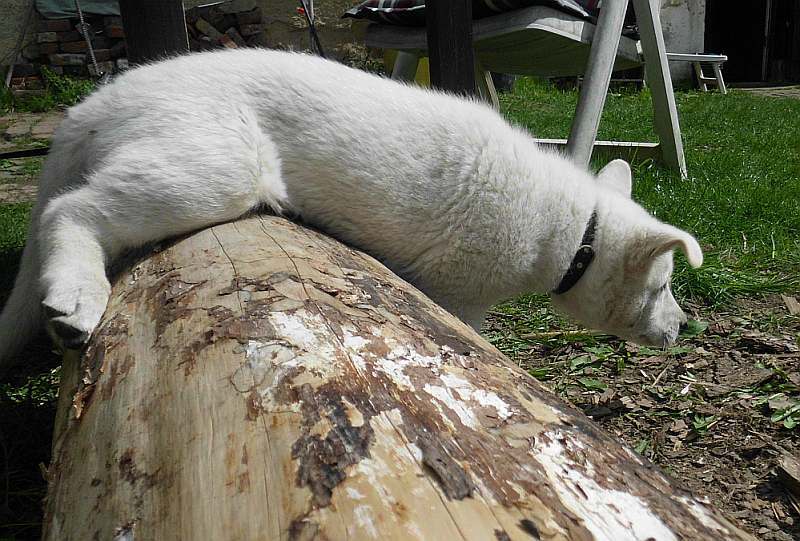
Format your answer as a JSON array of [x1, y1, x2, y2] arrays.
[[2, 67, 95, 113], [40, 66, 95, 106], [771, 402, 800, 429], [691, 414, 718, 435], [759, 393, 800, 429]]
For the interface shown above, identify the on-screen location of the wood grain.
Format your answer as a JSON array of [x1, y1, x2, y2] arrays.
[[43, 216, 752, 540]]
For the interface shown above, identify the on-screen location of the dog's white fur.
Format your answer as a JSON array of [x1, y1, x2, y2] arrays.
[[0, 49, 702, 369]]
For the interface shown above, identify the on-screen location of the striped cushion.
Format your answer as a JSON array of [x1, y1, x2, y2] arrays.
[[343, 0, 601, 27]]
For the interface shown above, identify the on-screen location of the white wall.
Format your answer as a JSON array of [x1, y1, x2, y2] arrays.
[[659, 0, 706, 84]]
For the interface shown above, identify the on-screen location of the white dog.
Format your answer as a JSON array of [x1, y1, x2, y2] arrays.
[[0, 49, 702, 370]]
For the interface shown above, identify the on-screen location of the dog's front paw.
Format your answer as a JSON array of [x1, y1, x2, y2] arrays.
[[42, 288, 109, 351], [47, 314, 91, 350]]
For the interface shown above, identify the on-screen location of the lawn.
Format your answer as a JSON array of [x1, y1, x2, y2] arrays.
[[0, 79, 799, 539]]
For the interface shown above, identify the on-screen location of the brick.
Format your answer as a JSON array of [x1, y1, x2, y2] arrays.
[[246, 33, 267, 48], [236, 7, 262, 26], [92, 36, 111, 49], [37, 32, 58, 43], [48, 53, 86, 66], [39, 42, 59, 55], [22, 76, 44, 90], [116, 58, 129, 70], [48, 66, 64, 75], [110, 40, 127, 58], [218, 34, 238, 49], [239, 23, 263, 37], [105, 25, 125, 38], [56, 31, 83, 42], [10, 63, 38, 77], [88, 61, 114, 77], [22, 43, 40, 60], [38, 19, 73, 32], [60, 41, 88, 53], [92, 49, 112, 62], [3, 120, 32, 138], [218, 0, 256, 13], [225, 27, 246, 47], [194, 18, 222, 40], [62, 65, 88, 76], [10, 89, 47, 101], [189, 38, 215, 52]]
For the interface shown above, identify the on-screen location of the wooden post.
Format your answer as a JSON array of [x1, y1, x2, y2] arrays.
[[566, 0, 627, 166], [631, 0, 687, 178], [426, 0, 477, 95], [118, 0, 189, 65], [42, 216, 754, 540]]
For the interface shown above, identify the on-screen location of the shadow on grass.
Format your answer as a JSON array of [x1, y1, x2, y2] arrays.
[[0, 248, 60, 540]]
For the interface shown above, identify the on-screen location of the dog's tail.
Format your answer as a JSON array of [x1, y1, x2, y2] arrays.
[[0, 230, 41, 377]]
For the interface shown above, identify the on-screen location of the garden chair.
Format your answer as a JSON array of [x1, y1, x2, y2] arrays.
[[360, 0, 687, 178]]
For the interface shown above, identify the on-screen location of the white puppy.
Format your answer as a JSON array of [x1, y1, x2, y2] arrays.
[[0, 49, 702, 370]]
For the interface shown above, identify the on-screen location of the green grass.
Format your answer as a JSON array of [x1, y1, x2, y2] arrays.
[[501, 79, 800, 306], [0, 203, 31, 254], [1, 67, 95, 114]]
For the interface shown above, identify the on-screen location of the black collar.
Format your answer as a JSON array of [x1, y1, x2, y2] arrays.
[[552, 211, 598, 295]]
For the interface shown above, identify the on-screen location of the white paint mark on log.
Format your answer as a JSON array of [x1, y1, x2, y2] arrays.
[[269, 311, 335, 359], [406, 521, 424, 539], [346, 487, 365, 500], [354, 505, 379, 538], [406, 442, 423, 462], [680, 496, 732, 536], [423, 384, 479, 429], [342, 327, 369, 350], [536, 431, 677, 541], [440, 373, 513, 421], [376, 358, 413, 388], [270, 311, 317, 346]]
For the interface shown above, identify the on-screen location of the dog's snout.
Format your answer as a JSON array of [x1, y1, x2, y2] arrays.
[[679, 319, 688, 332]]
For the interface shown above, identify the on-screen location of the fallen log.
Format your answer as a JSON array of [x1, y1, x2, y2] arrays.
[[43, 216, 752, 540]]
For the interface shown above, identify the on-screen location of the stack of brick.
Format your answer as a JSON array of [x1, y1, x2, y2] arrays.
[[9, 4, 266, 93], [185, 5, 266, 51], [18, 16, 128, 79]]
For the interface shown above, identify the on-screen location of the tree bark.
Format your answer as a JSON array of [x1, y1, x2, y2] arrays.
[[43, 216, 753, 540]]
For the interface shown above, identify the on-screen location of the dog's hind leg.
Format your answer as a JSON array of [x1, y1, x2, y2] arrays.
[[0, 235, 43, 371]]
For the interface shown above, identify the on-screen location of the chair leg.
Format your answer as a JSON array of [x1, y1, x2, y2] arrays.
[[474, 60, 500, 109], [391, 51, 421, 82], [566, 0, 627, 167], [631, 0, 687, 178], [712, 63, 727, 94], [693, 62, 708, 92]]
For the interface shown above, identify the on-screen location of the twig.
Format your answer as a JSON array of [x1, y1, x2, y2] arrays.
[[519, 329, 602, 340], [651, 358, 675, 387]]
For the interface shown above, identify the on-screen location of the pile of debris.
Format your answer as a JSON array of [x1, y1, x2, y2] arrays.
[[185, 4, 266, 51]]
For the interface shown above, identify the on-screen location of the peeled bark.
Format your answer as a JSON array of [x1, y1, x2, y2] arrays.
[[43, 216, 753, 540]]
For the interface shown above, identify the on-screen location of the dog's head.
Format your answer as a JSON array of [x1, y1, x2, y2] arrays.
[[551, 160, 703, 347]]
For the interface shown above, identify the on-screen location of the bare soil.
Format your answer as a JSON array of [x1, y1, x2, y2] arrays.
[[487, 295, 800, 540]]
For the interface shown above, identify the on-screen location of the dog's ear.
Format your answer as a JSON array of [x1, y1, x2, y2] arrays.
[[648, 225, 704, 268], [627, 224, 704, 271], [597, 159, 632, 198]]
